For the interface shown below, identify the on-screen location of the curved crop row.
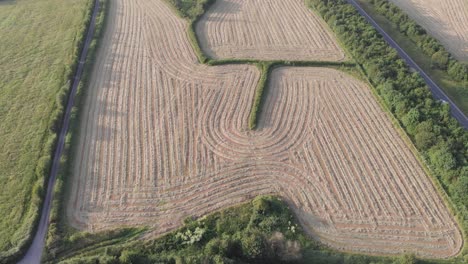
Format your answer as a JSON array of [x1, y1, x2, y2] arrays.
[[66, 0, 462, 258]]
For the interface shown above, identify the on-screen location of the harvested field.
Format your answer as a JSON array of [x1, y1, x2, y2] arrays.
[[195, 0, 346, 61], [388, 0, 468, 61], [67, 0, 462, 258]]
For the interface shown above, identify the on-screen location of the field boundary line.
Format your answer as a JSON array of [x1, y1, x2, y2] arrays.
[[18, 0, 101, 263]]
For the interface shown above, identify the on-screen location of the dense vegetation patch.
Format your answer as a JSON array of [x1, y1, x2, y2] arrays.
[[44, 0, 467, 263], [248, 63, 272, 130], [53, 196, 419, 264], [358, 0, 468, 114], [0, 0, 94, 262], [307, 0, 467, 259], [167, 0, 215, 21], [368, 0, 467, 82]]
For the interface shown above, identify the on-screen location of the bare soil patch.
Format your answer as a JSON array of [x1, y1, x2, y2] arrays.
[[67, 0, 462, 258], [195, 0, 346, 61], [389, 0, 468, 61]]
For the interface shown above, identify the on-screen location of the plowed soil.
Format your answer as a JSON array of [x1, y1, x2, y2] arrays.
[[67, 0, 462, 258]]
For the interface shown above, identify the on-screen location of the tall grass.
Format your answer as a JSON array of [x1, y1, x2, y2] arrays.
[[0, 0, 95, 262]]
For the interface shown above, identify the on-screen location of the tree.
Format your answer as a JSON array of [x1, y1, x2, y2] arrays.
[[414, 121, 436, 150], [431, 50, 449, 70], [402, 108, 420, 134], [429, 143, 457, 178], [241, 230, 269, 260]]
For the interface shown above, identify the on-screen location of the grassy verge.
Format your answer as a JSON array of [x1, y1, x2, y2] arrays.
[[52, 196, 409, 264], [0, 0, 96, 262], [356, 0, 468, 115], [307, 0, 467, 261], [40, 0, 147, 262], [45, 0, 468, 263]]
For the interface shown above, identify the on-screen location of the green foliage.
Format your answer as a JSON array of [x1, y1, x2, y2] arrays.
[[56, 196, 430, 264], [357, 0, 468, 113], [54, 196, 315, 263], [240, 229, 269, 260], [164, 0, 216, 63], [431, 50, 449, 70], [249, 63, 272, 130], [43, 0, 467, 263], [308, 0, 467, 259], [369, 0, 467, 82], [0, 0, 95, 262], [167, 0, 215, 21], [175, 227, 206, 245], [398, 253, 417, 264], [42, 2, 147, 262]]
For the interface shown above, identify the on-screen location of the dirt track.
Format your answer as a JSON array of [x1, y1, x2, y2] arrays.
[[388, 0, 468, 61], [196, 0, 346, 61], [67, 0, 462, 258]]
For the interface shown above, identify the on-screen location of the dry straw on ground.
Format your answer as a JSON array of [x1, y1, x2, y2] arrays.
[[389, 0, 468, 61], [196, 0, 346, 61], [67, 0, 462, 258]]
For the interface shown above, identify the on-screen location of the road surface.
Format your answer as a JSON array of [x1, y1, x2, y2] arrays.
[[18, 0, 100, 263], [15, 0, 467, 263], [347, 0, 468, 129]]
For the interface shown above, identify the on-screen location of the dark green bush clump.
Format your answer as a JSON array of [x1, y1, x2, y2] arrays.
[[58, 196, 311, 264]]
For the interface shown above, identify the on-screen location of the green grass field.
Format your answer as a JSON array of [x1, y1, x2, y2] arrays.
[[0, 0, 91, 258], [356, 0, 468, 115]]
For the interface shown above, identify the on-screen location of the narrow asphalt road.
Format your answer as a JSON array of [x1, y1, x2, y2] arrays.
[[347, 0, 468, 129], [14, 0, 466, 263], [18, 0, 100, 263]]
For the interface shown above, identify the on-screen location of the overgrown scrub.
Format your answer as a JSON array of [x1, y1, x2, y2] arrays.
[[52, 196, 405, 264], [249, 63, 272, 129], [308, 0, 467, 259], [0, 0, 94, 262], [167, 0, 215, 21]]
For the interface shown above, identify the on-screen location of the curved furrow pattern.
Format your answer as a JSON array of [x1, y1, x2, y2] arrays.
[[67, 0, 462, 258]]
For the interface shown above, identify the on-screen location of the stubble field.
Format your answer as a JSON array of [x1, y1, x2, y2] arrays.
[[388, 0, 468, 61], [66, 0, 462, 258], [195, 0, 346, 61]]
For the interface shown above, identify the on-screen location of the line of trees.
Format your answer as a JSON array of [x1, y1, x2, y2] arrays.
[[308, 0, 467, 243], [369, 0, 468, 82]]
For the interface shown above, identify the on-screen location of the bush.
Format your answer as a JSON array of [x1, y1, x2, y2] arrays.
[[368, 0, 468, 82]]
